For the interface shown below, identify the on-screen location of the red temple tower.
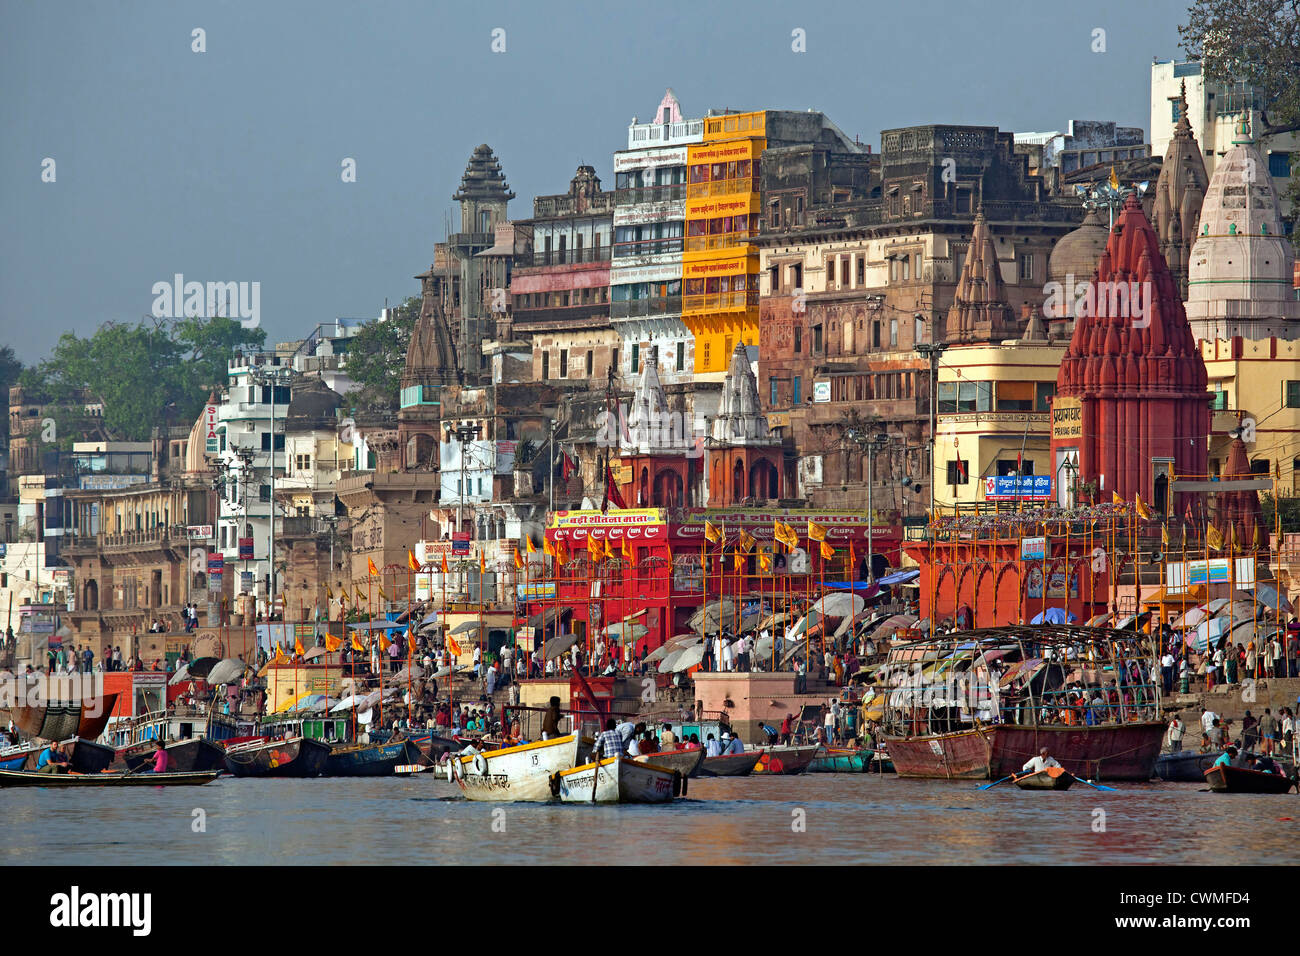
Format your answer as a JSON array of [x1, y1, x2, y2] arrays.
[[1051, 193, 1208, 515]]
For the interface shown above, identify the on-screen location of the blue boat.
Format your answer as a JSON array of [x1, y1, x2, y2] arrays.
[[324, 738, 421, 776], [0, 744, 37, 771]]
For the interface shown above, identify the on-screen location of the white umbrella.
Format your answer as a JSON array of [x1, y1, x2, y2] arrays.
[[543, 633, 579, 659], [392, 663, 425, 683], [603, 622, 649, 643], [811, 592, 865, 619], [1172, 605, 1210, 629], [168, 663, 192, 685], [645, 635, 700, 664], [1193, 617, 1228, 648], [758, 612, 791, 630], [667, 643, 706, 672], [688, 599, 734, 630], [452, 620, 486, 635], [329, 694, 367, 712], [787, 611, 821, 639]]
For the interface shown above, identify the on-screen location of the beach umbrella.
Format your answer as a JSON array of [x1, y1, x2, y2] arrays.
[[1252, 584, 1289, 614], [787, 611, 821, 640], [737, 610, 764, 633], [811, 592, 865, 619], [391, 663, 425, 684], [1031, 607, 1075, 625], [168, 663, 192, 685], [688, 599, 734, 630], [877, 568, 920, 586], [1188, 617, 1228, 651], [1086, 612, 1113, 627], [603, 621, 649, 643], [274, 690, 308, 713], [543, 633, 579, 659], [329, 693, 367, 712], [205, 658, 250, 686], [667, 643, 706, 672], [1215, 600, 1262, 624], [295, 694, 329, 713], [1172, 606, 1210, 629], [1204, 598, 1232, 615], [757, 611, 790, 630], [752, 632, 794, 660], [302, 646, 330, 662], [451, 620, 486, 635]]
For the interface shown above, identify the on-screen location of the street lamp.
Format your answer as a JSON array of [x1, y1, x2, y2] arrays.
[[914, 342, 947, 532], [846, 429, 890, 581], [247, 363, 299, 621]]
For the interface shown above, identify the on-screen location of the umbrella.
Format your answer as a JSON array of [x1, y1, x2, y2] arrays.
[[810, 592, 865, 619], [752, 632, 794, 660], [1204, 598, 1232, 615], [1215, 600, 1263, 624], [871, 613, 918, 634], [603, 622, 649, 642], [688, 599, 734, 630], [644, 635, 700, 664], [737, 611, 764, 633], [1086, 612, 1113, 627], [658, 643, 706, 673], [758, 612, 791, 630], [168, 663, 192, 686], [543, 634, 579, 659], [1188, 617, 1228, 651], [274, 690, 308, 713], [1252, 584, 1289, 614], [1114, 611, 1151, 631], [302, 646, 330, 662], [181, 656, 220, 679], [787, 611, 821, 639], [1031, 607, 1076, 625], [420, 612, 439, 626], [1172, 606, 1209, 629], [329, 693, 368, 712], [391, 663, 425, 684], [451, 620, 486, 635], [206, 658, 250, 686], [295, 694, 329, 713], [877, 568, 920, 586]]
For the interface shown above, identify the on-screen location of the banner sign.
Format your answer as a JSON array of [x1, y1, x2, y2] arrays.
[[1020, 536, 1048, 561], [985, 475, 1053, 500]]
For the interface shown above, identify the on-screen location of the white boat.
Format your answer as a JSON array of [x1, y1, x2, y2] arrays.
[[447, 734, 581, 802], [555, 756, 679, 803]]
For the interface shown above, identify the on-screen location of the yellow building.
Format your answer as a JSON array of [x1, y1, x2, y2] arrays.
[[933, 338, 1066, 508], [1202, 337, 1300, 491], [682, 113, 765, 377]]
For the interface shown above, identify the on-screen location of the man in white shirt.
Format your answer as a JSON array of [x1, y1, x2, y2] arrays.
[[1021, 747, 1062, 774], [1160, 651, 1175, 696], [705, 734, 721, 757], [1200, 707, 1218, 737], [1167, 715, 1185, 752]]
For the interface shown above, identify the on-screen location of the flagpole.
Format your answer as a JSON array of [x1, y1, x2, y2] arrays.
[[701, 538, 707, 670]]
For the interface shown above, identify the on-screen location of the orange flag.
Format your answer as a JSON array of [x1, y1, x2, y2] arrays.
[[350, 631, 364, 652], [368, 557, 379, 577], [440, 553, 449, 575], [325, 633, 342, 652], [294, 636, 305, 656], [479, 551, 486, 575], [408, 549, 420, 572], [526, 537, 537, 555], [513, 548, 524, 570], [820, 540, 835, 560], [447, 634, 463, 657]]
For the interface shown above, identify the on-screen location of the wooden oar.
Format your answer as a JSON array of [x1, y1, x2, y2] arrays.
[[978, 774, 1016, 790], [1072, 777, 1117, 792]]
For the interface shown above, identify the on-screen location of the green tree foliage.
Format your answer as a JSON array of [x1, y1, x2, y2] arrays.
[[0, 345, 21, 396], [342, 297, 420, 411], [21, 317, 265, 441], [1261, 493, 1300, 534]]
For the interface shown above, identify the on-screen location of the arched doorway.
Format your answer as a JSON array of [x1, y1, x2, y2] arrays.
[[749, 459, 779, 500], [732, 460, 746, 502]]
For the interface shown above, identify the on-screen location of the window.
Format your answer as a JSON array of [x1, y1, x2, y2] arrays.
[[790, 263, 803, 289], [259, 484, 271, 502], [586, 350, 594, 376], [827, 257, 836, 285], [914, 314, 924, 344], [889, 318, 898, 347], [631, 343, 640, 374], [260, 433, 285, 452], [1269, 152, 1292, 178], [946, 460, 969, 485], [890, 258, 899, 282], [1035, 382, 1055, 412], [769, 199, 780, 228], [559, 348, 568, 378], [856, 255, 865, 285], [996, 380, 1035, 411], [1210, 389, 1229, 411], [1171, 97, 1182, 123], [770, 377, 778, 406], [794, 326, 802, 354], [792, 376, 802, 404], [1019, 253, 1034, 281], [1285, 381, 1300, 408], [295, 453, 312, 472], [902, 257, 910, 281], [812, 324, 823, 353], [872, 321, 881, 348], [541, 351, 550, 380], [1250, 459, 1271, 475], [676, 342, 685, 371], [996, 458, 1033, 476], [938, 381, 992, 412]]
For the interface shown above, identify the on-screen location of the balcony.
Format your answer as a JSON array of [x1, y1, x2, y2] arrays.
[[611, 296, 683, 320], [448, 231, 496, 249], [684, 230, 758, 253], [612, 238, 683, 259], [626, 118, 705, 149], [686, 178, 759, 200], [615, 183, 688, 205], [514, 246, 612, 268], [510, 305, 611, 329], [683, 291, 758, 313]]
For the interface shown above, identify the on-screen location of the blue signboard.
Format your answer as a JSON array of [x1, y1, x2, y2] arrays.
[[984, 475, 1053, 500]]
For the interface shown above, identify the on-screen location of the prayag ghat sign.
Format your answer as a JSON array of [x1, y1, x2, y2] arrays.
[[1051, 396, 1083, 440]]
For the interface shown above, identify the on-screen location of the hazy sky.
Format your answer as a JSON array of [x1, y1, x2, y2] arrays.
[[1, 0, 1192, 363]]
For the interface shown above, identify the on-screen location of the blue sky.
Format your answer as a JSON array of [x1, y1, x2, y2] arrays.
[[0, 0, 1192, 362]]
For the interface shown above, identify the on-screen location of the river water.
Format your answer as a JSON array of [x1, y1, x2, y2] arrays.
[[2, 773, 1295, 866]]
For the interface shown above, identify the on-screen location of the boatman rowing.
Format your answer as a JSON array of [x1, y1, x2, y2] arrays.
[[1021, 747, 1061, 774]]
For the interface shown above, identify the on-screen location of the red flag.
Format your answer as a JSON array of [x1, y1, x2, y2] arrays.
[[561, 450, 575, 481], [605, 463, 628, 510], [956, 458, 967, 479]]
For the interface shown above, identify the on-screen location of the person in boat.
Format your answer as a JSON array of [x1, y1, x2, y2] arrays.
[[721, 732, 745, 755], [638, 730, 659, 755], [705, 733, 721, 757], [141, 739, 169, 774], [615, 718, 637, 749], [780, 713, 793, 745], [760, 723, 779, 746], [540, 697, 563, 740], [1252, 753, 1279, 775], [659, 722, 676, 749], [35, 740, 70, 775], [592, 718, 625, 761], [1021, 747, 1062, 775], [1212, 745, 1239, 769]]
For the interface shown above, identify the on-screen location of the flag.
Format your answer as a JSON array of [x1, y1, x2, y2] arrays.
[[1207, 524, 1224, 551], [561, 449, 575, 481], [1112, 491, 1124, 506], [368, 557, 379, 577], [603, 538, 616, 561], [440, 553, 449, 575], [273, 644, 286, 664], [350, 631, 364, 652], [759, 549, 773, 573], [733, 548, 745, 572], [664, 542, 672, 565], [556, 540, 569, 566], [820, 540, 835, 560], [1161, 523, 1169, 547], [587, 535, 603, 562], [378, 631, 391, 652], [604, 463, 628, 510], [408, 549, 420, 572], [738, 529, 755, 553], [325, 633, 341, 652], [292, 635, 304, 656], [339, 584, 350, 604], [542, 537, 555, 557], [447, 634, 463, 657], [848, 540, 856, 569], [1254, 521, 1264, 550], [1135, 495, 1152, 521], [513, 548, 523, 570], [807, 520, 827, 542], [479, 551, 486, 575], [1229, 523, 1239, 550], [526, 537, 537, 555], [1109, 164, 1120, 190], [774, 521, 798, 550], [325, 582, 333, 600], [377, 586, 388, 602], [704, 520, 722, 544], [622, 537, 635, 563]]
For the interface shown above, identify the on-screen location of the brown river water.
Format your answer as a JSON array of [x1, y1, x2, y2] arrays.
[[2, 774, 1295, 865]]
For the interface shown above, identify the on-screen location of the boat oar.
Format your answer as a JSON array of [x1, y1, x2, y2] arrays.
[[1071, 777, 1117, 792], [978, 774, 1016, 790]]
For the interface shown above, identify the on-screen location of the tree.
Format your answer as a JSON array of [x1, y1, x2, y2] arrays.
[[1179, 0, 1300, 137], [0, 345, 21, 396], [342, 297, 420, 410]]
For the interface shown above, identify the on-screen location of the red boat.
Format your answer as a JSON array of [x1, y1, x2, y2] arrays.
[[12, 693, 120, 742], [754, 745, 820, 775], [1204, 764, 1295, 794], [885, 722, 1166, 782]]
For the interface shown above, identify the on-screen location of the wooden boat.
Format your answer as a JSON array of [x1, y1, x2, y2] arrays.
[[754, 744, 820, 775], [1013, 766, 1076, 790], [43, 737, 116, 774], [406, 730, 461, 766], [700, 749, 764, 776], [808, 747, 876, 773], [1204, 764, 1295, 794], [114, 738, 227, 773], [448, 734, 581, 801], [13, 692, 120, 742], [554, 756, 679, 803], [0, 768, 220, 787], [324, 738, 420, 777], [1154, 750, 1218, 782], [632, 746, 706, 778], [0, 744, 39, 771], [223, 736, 331, 778]]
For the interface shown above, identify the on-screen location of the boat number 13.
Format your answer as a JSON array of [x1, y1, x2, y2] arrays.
[[531, 754, 539, 766]]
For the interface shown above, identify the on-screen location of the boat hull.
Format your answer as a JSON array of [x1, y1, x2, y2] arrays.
[[754, 745, 820, 775], [1014, 767, 1076, 790], [451, 734, 580, 802], [223, 737, 331, 777], [556, 757, 677, 803], [116, 738, 227, 773], [883, 722, 1165, 782], [700, 750, 764, 776], [632, 747, 705, 778], [0, 744, 39, 771], [324, 739, 420, 776], [0, 768, 220, 787], [13, 693, 120, 742], [1204, 764, 1295, 794], [808, 748, 875, 773], [1154, 750, 1218, 782]]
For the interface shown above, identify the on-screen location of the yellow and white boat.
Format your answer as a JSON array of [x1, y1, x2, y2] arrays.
[[554, 755, 679, 803], [447, 734, 581, 802]]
